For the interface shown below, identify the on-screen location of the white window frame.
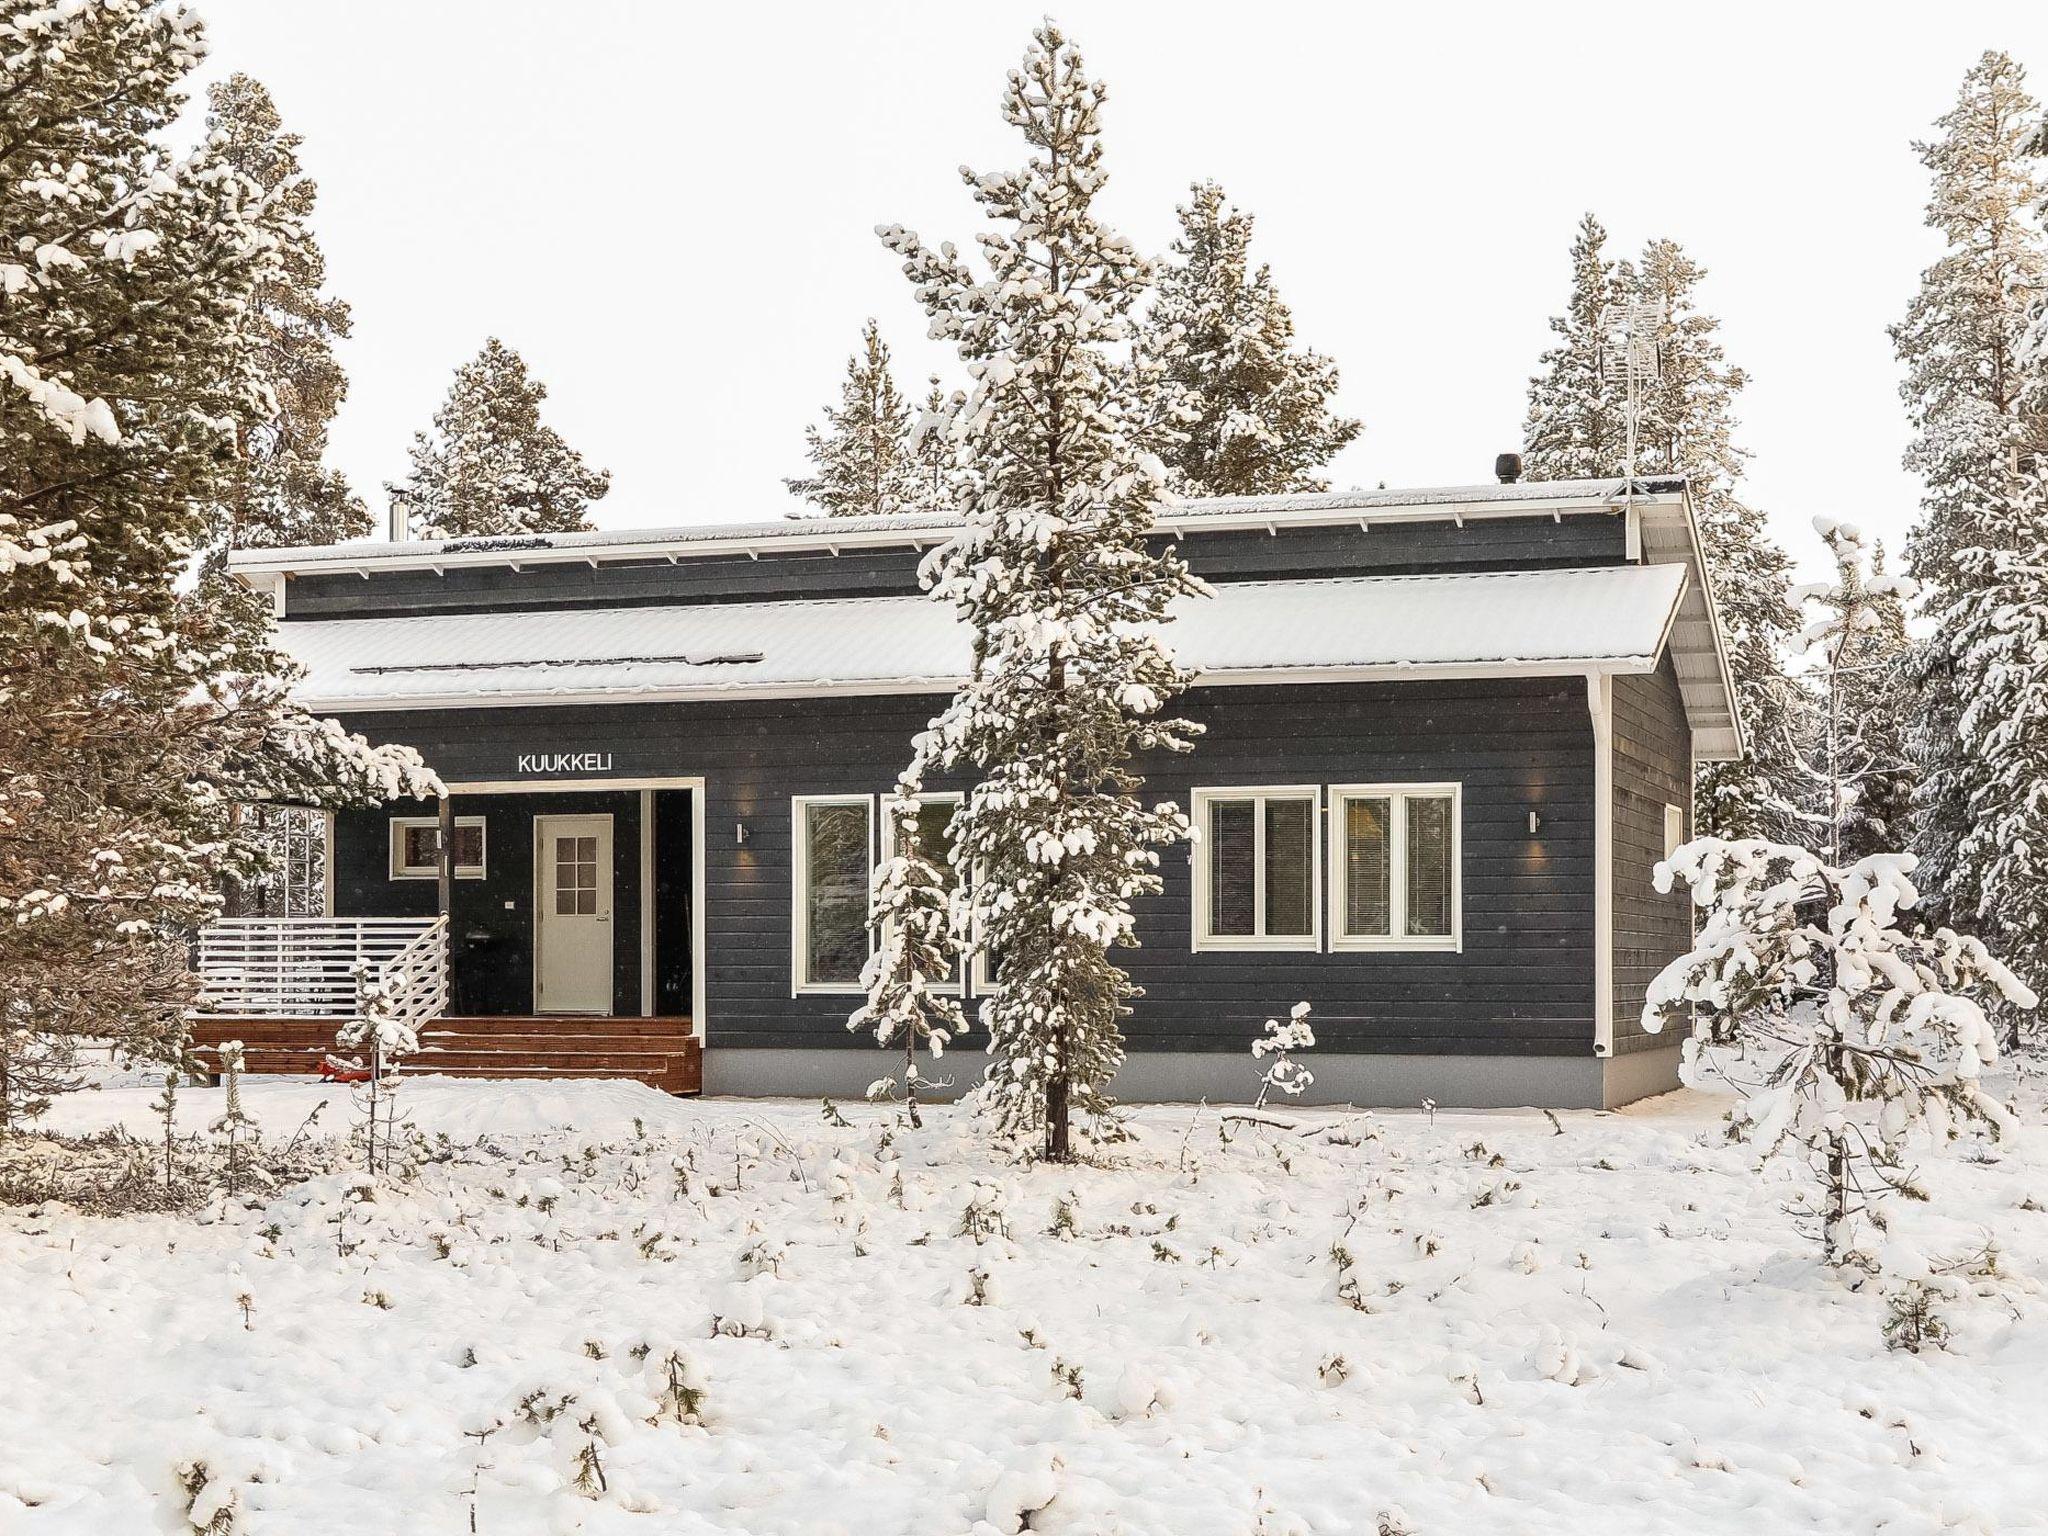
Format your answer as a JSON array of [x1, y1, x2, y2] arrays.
[[791, 794, 876, 996], [1663, 802, 1686, 860], [884, 790, 968, 997], [389, 815, 486, 880], [1189, 786, 1324, 953], [1327, 783, 1462, 953]]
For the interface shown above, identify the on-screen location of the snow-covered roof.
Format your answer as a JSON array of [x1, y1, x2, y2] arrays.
[[275, 563, 1691, 716], [227, 478, 1684, 578]]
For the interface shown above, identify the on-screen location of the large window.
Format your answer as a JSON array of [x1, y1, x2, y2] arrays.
[[1191, 787, 1321, 950], [1328, 784, 1460, 950], [792, 796, 875, 992], [892, 793, 966, 993], [389, 816, 486, 880]]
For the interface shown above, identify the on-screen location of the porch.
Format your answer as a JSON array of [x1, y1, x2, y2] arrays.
[[190, 771, 704, 1095]]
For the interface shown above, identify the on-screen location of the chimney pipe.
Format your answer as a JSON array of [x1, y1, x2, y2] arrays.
[[1494, 452, 1523, 485], [387, 500, 406, 543]]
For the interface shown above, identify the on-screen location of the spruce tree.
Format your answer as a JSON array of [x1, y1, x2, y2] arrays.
[[907, 376, 966, 514], [1631, 238, 1804, 842], [880, 22, 1206, 1161], [1521, 212, 1630, 480], [0, 0, 438, 1130], [1951, 496, 2048, 1041], [1142, 181, 1359, 496], [387, 338, 610, 539], [785, 320, 922, 517], [200, 72, 367, 565], [1828, 540, 1916, 863], [1891, 51, 2048, 927]]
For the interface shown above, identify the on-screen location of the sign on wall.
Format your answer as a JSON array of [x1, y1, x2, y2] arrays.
[[515, 752, 615, 774]]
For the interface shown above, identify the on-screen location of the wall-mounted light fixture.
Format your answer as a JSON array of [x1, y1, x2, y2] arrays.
[[736, 821, 749, 845], [1528, 810, 1542, 835]]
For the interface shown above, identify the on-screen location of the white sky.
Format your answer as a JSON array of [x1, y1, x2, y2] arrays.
[[181, 0, 2039, 575]]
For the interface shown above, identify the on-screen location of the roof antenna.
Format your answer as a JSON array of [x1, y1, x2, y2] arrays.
[[1599, 297, 1663, 506]]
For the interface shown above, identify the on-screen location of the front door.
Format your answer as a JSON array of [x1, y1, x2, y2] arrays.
[[535, 814, 614, 1014]]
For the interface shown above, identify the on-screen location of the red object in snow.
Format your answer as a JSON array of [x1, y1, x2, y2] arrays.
[[319, 1055, 373, 1085]]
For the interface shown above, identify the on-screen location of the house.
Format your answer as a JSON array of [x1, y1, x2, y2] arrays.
[[195, 472, 1741, 1109]]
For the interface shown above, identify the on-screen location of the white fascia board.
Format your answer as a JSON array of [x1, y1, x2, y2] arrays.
[[296, 655, 1665, 716], [227, 493, 1671, 584]]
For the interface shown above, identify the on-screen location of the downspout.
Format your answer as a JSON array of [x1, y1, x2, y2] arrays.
[[1588, 671, 1614, 1059]]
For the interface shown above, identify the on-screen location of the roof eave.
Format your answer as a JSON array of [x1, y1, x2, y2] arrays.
[[228, 483, 1684, 583]]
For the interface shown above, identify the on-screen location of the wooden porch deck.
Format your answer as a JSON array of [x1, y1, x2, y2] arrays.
[[187, 1015, 702, 1095]]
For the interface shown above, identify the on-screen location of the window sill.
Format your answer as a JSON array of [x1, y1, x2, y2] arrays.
[[792, 982, 867, 997], [1192, 936, 1323, 954], [1328, 936, 1462, 954], [391, 870, 486, 881]]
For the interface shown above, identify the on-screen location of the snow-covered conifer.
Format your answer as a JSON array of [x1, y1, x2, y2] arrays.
[[1798, 536, 1916, 863], [1251, 1002, 1315, 1109], [785, 320, 922, 517], [1521, 213, 1630, 480], [879, 22, 1207, 1159], [199, 73, 368, 565], [387, 338, 610, 538], [1142, 181, 1359, 496], [849, 785, 969, 1127], [1647, 525, 2034, 1266], [1631, 239, 1805, 842], [907, 376, 966, 514], [1892, 51, 2048, 924], [1948, 507, 2048, 1042], [0, 1, 441, 1126]]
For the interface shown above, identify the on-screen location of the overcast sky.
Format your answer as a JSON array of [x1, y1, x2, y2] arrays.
[[181, 1, 2037, 576]]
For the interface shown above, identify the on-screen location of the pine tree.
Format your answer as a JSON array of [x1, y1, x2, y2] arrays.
[[0, 0, 439, 1132], [848, 784, 969, 1128], [785, 320, 922, 517], [1892, 51, 2048, 927], [1142, 181, 1359, 496], [199, 72, 367, 565], [1648, 517, 2035, 1268], [1630, 238, 1805, 842], [1521, 212, 1630, 480], [879, 22, 1206, 1161], [387, 339, 610, 539]]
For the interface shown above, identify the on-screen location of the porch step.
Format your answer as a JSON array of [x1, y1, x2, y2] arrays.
[[187, 1017, 702, 1095]]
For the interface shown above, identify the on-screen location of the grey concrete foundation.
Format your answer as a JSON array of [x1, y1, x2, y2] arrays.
[[704, 1045, 1684, 1111]]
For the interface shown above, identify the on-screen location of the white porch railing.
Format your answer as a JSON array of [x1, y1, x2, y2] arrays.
[[193, 917, 450, 1022]]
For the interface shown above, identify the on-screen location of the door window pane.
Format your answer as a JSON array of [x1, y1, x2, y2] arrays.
[[1343, 797, 1392, 937], [1405, 795, 1453, 938], [804, 802, 871, 985], [1264, 798, 1314, 937], [1207, 799, 1255, 937]]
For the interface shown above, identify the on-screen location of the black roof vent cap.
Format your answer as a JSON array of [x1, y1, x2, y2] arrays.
[[1494, 452, 1523, 485]]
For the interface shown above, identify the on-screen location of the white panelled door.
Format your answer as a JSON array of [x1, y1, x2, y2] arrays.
[[536, 814, 614, 1014]]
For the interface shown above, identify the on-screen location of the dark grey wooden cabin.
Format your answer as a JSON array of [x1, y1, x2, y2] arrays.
[[222, 477, 1741, 1108]]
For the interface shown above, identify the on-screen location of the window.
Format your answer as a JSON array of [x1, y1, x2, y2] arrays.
[[554, 834, 600, 914], [1190, 787, 1321, 950], [890, 793, 967, 993], [792, 795, 875, 992], [1663, 802, 1686, 860], [389, 816, 486, 880], [1328, 784, 1460, 950]]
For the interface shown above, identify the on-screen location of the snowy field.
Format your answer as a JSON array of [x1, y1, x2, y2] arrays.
[[6, 1073, 2048, 1535]]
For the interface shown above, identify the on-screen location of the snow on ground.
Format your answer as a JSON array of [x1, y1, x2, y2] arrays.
[[7, 1072, 2048, 1534]]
